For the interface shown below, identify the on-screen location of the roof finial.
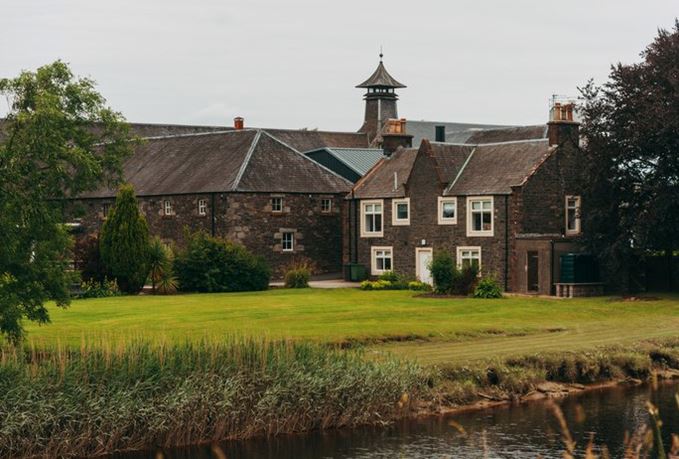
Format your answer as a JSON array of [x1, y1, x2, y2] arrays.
[[379, 45, 383, 63]]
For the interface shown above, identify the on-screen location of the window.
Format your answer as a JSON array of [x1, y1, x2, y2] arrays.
[[457, 246, 481, 271], [392, 198, 410, 226], [360, 200, 383, 237], [371, 246, 393, 275], [198, 199, 207, 216], [321, 198, 332, 213], [282, 232, 294, 252], [435, 125, 446, 142], [101, 203, 111, 219], [438, 197, 457, 225], [467, 197, 493, 237], [566, 195, 581, 235], [271, 197, 283, 213], [164, 200, 173, 216]]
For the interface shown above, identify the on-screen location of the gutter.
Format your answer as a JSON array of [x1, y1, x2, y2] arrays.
[[211, 192, 216, 237]]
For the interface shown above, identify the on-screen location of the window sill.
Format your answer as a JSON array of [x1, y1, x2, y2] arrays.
[[361, 233, 384, 238], [466, 231, 493, 237]]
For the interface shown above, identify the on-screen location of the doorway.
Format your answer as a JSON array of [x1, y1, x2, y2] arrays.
[[527, 251, 539, 292], [416, 248, 433, 285]]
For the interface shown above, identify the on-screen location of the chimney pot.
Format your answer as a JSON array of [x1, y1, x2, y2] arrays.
[[234, 117, 244, 130]]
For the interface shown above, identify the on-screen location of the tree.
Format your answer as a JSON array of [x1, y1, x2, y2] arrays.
[[148, 236, 175, 294], [99, 185, 150, 293], [579, 20, 679, 291], [0, 61, 132, 342]]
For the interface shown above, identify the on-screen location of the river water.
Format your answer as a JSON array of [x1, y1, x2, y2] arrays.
[[117, 382, 678, 459]]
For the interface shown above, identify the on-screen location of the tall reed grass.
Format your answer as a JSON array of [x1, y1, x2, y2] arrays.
[[0, 337, 429, 458]]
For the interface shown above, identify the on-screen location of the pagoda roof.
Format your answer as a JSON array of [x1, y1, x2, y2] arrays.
[[356, 60, 406, 89]]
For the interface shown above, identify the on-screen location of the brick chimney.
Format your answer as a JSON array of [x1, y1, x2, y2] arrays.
[[547, 102, 579, 147], [234, 116, 244, 130], [381, 118, 413, 155]]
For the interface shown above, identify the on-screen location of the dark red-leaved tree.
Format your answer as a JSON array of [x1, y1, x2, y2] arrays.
[[579, 20, 679, 291]]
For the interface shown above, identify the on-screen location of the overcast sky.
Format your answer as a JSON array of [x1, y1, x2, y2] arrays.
[[1, 1, 677, 131]]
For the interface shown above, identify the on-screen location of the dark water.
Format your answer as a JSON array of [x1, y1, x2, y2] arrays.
[[117, 382, 678, 459]]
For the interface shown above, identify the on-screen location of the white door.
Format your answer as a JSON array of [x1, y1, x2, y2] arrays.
[[416, 249, 433, 285]]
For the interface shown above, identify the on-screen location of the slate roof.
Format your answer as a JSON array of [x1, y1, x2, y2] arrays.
[[352, 147, 418, 199], [402, 120, 507, 147], [81, 129, 351, 198], [445, 139, 553, 196], [356, 61, 406, 88], [352, 138, 555, 199], [464, 125, 547, 144], [305, 147, 385, 176], [263, 128, 369, 151]]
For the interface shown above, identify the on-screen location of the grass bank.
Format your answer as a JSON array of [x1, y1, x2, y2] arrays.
[[0, 339, 428, 458], [23, 290, 679, 355]]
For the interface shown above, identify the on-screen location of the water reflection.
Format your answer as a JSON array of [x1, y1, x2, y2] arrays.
[[115, 382, 678, 459]]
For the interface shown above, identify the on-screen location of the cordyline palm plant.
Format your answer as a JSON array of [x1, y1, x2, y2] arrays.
[[147, 237, 177, 294]]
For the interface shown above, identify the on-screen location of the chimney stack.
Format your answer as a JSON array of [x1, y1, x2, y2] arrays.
[[234, 117, 244, 130], [547, 102, 579, 147], [381, 118, 413, 155]]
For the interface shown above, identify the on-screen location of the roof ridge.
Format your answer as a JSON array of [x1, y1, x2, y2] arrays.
[[135, 129, 249, 141], [264, 127, 369, 136], [473, 138, 549, 147], [231, 130, 262, 191], [261, 131, 353, 187]]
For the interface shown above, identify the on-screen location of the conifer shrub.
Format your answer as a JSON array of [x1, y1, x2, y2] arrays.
[[174, 232, 270, 292], [99, 185, 150, 293]]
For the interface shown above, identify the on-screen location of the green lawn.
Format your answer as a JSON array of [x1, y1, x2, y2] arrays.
[[24, 289, 679, 363]]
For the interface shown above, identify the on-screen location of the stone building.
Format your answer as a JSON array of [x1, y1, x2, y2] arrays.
[[345, 104, 585, 295], [72, 128, 362, 275]]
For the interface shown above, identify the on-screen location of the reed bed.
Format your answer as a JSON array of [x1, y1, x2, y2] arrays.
[[0, 337, 429, 458]]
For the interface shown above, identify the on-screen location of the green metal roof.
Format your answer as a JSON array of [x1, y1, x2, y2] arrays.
[[308, 147, 385, 176]]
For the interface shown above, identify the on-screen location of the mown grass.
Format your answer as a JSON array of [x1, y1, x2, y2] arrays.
[[0, 338, 428, 458], [22, 290, 679, 359]]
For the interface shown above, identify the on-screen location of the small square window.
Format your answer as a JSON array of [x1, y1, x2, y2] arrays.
[[371, 246, 393, 275], [437, 197, 457, 225], [272, 197, 283, 213], [282, 232, 294, 252], [392, 198, 410, 226], [164, 200, 173, 216], [198, 199, 207, 216], [321, 199, 332, 213]]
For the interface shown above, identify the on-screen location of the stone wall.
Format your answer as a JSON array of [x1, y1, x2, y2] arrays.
[[352, 149, 510, 286], [68, 191, 344, 278]]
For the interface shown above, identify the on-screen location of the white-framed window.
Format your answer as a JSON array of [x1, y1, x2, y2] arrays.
[[457, 246, 481, 271], [271, 197, 283, 213], [371, 246, 393, 275], [437, 197, 457, 225], [282, 232, 294, 252], [392, 198, 410, 226], [164, 200, 173, 216], [566, 195, 581, 235], [360, 200, 383, 237], [321, 198, 332, 213], [198, 199, 207, 216], [466, 196, 493, 237]]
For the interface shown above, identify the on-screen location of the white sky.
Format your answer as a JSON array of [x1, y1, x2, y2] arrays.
[[1, 1, 677, 131]]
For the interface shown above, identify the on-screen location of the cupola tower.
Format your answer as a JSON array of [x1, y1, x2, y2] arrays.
[[356, 53, 406, 142]]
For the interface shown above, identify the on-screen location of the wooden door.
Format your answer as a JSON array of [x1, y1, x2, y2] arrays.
[[527, 251, 539, 292]]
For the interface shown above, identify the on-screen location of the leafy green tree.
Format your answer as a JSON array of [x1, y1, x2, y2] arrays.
[[99, 185, 150, 293], [0, 61, 132, 342], [579, 21, 679, 291]]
